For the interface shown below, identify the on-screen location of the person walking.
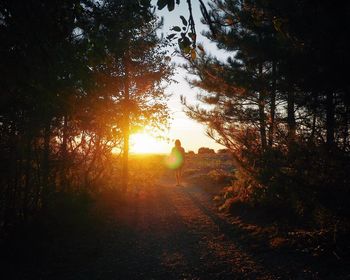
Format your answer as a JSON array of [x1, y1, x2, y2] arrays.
[[170, 139, 185, 186]]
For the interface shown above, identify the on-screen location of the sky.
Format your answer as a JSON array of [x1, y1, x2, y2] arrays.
[[135, 0, 230, 154]]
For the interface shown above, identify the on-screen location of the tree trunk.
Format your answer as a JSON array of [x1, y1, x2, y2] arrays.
[[121, 53, 130, 193], [268, 60, 276, 147], [287, 91, 296, 142], [42, 121, 51, 209], [343, 104, 349, 151], [326, 92, 335, 148], [23, 133, 32, 221], [60, 115, 68, 192], [4, 134, 17, 228], [258, 62, 267, 150], [310, 93, 317, 142]]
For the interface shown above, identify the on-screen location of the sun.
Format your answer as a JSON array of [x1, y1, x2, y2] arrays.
[[130, 132, 168, 154]]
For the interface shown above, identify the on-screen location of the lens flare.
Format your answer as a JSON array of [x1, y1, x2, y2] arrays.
[[165, 149, 184, 169]]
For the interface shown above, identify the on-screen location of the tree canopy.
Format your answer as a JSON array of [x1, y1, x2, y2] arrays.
[[182, 0, 350, 224], [0, 0, 173, 225]]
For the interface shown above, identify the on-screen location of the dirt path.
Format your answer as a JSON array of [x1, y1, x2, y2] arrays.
[[21, 180, 342, 280], [78, 183, 265, 280], [99, 183, 276, 280]]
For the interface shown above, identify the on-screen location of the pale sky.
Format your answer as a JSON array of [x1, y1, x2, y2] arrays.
[[132, 0, 230, 154]]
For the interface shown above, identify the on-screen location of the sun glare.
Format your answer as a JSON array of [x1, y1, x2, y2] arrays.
[[130, 132, 168, 154]]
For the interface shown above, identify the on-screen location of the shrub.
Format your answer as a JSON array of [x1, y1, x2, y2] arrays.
[[220, 143, 350, 227]]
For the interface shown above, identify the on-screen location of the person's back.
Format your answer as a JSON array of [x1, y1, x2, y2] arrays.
[[172, 139, 185, 186], [171, 146, 185, 162]]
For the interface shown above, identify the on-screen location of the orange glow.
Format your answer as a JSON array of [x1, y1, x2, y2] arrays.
[[130, 132, 168, 154]]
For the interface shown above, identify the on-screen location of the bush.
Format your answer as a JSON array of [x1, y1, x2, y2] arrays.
[[198, 147, 216, 154], [220, 143, 350, 228]]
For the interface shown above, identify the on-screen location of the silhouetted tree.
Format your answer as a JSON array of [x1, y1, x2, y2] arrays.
[[182, 0, 350, 226], [90, 0, 173, 192], [0, 0, 173, 229]]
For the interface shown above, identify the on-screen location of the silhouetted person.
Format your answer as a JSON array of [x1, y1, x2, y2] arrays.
[[171, 139, 185, 186]]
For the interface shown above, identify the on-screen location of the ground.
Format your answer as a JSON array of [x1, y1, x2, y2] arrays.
[[3, 183, 343, 279], [2, 155, 348, 279]]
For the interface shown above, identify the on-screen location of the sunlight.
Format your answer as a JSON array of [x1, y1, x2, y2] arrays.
[[130, 132, 168, 154]]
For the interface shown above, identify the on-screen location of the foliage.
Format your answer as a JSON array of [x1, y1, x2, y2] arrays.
[[0, 0, 172, 232], [182, 0, 350, 229], [184, 153, 234, 191], [197, 147, 215, 154], [157, 0, 212, 59]]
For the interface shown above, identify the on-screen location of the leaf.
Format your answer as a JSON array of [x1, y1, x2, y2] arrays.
[[171, 26, 181, 32], [166, 33, 177, 40], [182, 36, 191, 47], [191, 49, 196, 60], [167, 0, 175, 11], [183, 46, 191, 54], [157, 0, 168, 10], [180, 15, 187, 26], [179, 37, 191, 54]]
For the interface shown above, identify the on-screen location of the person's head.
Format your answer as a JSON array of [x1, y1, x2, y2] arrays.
[[175, 139, 181, 148]]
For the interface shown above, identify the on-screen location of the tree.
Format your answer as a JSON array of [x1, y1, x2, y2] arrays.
[[0, 0, 173, 227], [0, 0, 92, 218], [182, 0, 281, 174], [89, 0, 173, 192], [182, 0, 350, 222]]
